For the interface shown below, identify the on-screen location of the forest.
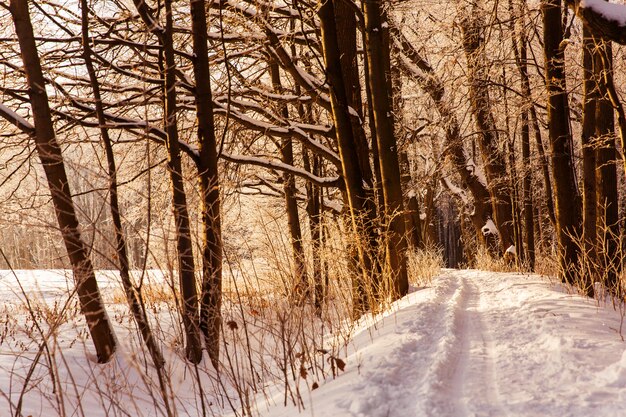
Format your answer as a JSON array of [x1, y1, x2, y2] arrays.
[[1, 0, 626, 415]]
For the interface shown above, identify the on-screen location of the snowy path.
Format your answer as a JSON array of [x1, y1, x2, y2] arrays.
[[264, 269, 626, 417], [415, 270, 510, 416]]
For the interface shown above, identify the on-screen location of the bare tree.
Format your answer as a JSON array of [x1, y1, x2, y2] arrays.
[[79, 0, 166, 370], [542, 0, 582, 284], [318, 0, 380, 314], [461, 10, 515, 253], [9, 0, 117, 363], [189, 0, 224, 369], [363, 0, 409, 297]]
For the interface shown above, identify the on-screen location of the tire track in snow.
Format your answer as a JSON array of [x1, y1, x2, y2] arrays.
[[417, 271, 470, 416], [343, 271, 471, 417], [335, 270, 509, 417], [418, 270, 508, 417], [461, 273, 508, 417]]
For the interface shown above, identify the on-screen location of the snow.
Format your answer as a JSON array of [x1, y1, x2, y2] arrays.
[[506, 245, 517, 256], [221, 152, 340, 186], [347, 106, 361, 119], [258, 270, 626, 417], [0, 103, 34, 131], [581, 0, 626, 26], [5, 269, 626, 416], [481, 218, 499, 237], [442, 177, 469, 205], [468, 158, 488, 187]]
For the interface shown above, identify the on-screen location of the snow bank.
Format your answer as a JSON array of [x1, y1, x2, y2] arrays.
[[581, 0, 626, 26]]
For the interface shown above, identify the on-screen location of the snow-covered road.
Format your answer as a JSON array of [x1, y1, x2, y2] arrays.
[[264, 269, 626, 417]]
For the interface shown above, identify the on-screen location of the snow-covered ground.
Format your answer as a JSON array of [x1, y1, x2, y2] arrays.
[[3, 268, 626, 416], [260, 269, 626, 417]]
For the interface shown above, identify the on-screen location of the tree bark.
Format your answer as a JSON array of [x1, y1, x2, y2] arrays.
[[596, 45, 626, 182], [509, 0, 535, 269], [80, 0, 165, 368], [268, 59, 309, 302], [530, 105, 557, 227], [400, 151, 422, 249], [164, 0, 203, 363], [335, 0, 375, 194], [363, 0, 409, 297], [422, 180, 439, 248], [10, 0, 117, 363], [594, 40, 620, 295], [521, 106, 535, 270], [318, 0, 380, 315], [581, 27, 597, 294], [189, 0, 223, 368], [295, 82, 325, 311], [303, 150, 324, 312], [542, 0, 583, 284]]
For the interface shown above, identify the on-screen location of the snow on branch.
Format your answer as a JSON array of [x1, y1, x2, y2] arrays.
[[441, 177, 469, 205], [225, 86, 313, 105], [566, 0, 626, 44], [212, 101, 341, 166], [52, 106, 201, 166], [0, 103, 34, 133], [221, 153, 342, 188], [481, 218, 499, 237], [241, 177, 343, 214]]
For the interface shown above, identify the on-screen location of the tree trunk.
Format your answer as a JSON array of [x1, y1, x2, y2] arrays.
[[363, 0, 409, 298], [595, 51, 626, 182], [268, 59, 309, 303], [422, 180, 439, 247], [542, 0, 583, 284], [521, 106, 535, 270], [530, 105, 557, 227], [518, 33, 536, 270], [303, 150, 324, 312], [507, 138, 524, 266], [581, 27, 597, 294], [509, 0, 535, 269], [189, 0, 223, 368], [296, 84, 325, 311], [594, 40, 620, 295], [164, 0, 203, 363], [335, 0, 375, 194], [392, 42, 421, 252], [357, 2, 385, 214], [80, 0, 165, 368], [10, 0, 117, 363], [318, 0, 380, 315], [400, 152, 422, 249]]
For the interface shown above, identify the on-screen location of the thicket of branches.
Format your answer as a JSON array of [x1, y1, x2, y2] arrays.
[[1, 0, 626, 396]]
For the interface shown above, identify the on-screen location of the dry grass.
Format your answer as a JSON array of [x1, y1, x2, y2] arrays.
[[534, 248, 559, 278], [471, 246, 518, 273], [407, 246, 444, 288], [0, 203, 446, 417]]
